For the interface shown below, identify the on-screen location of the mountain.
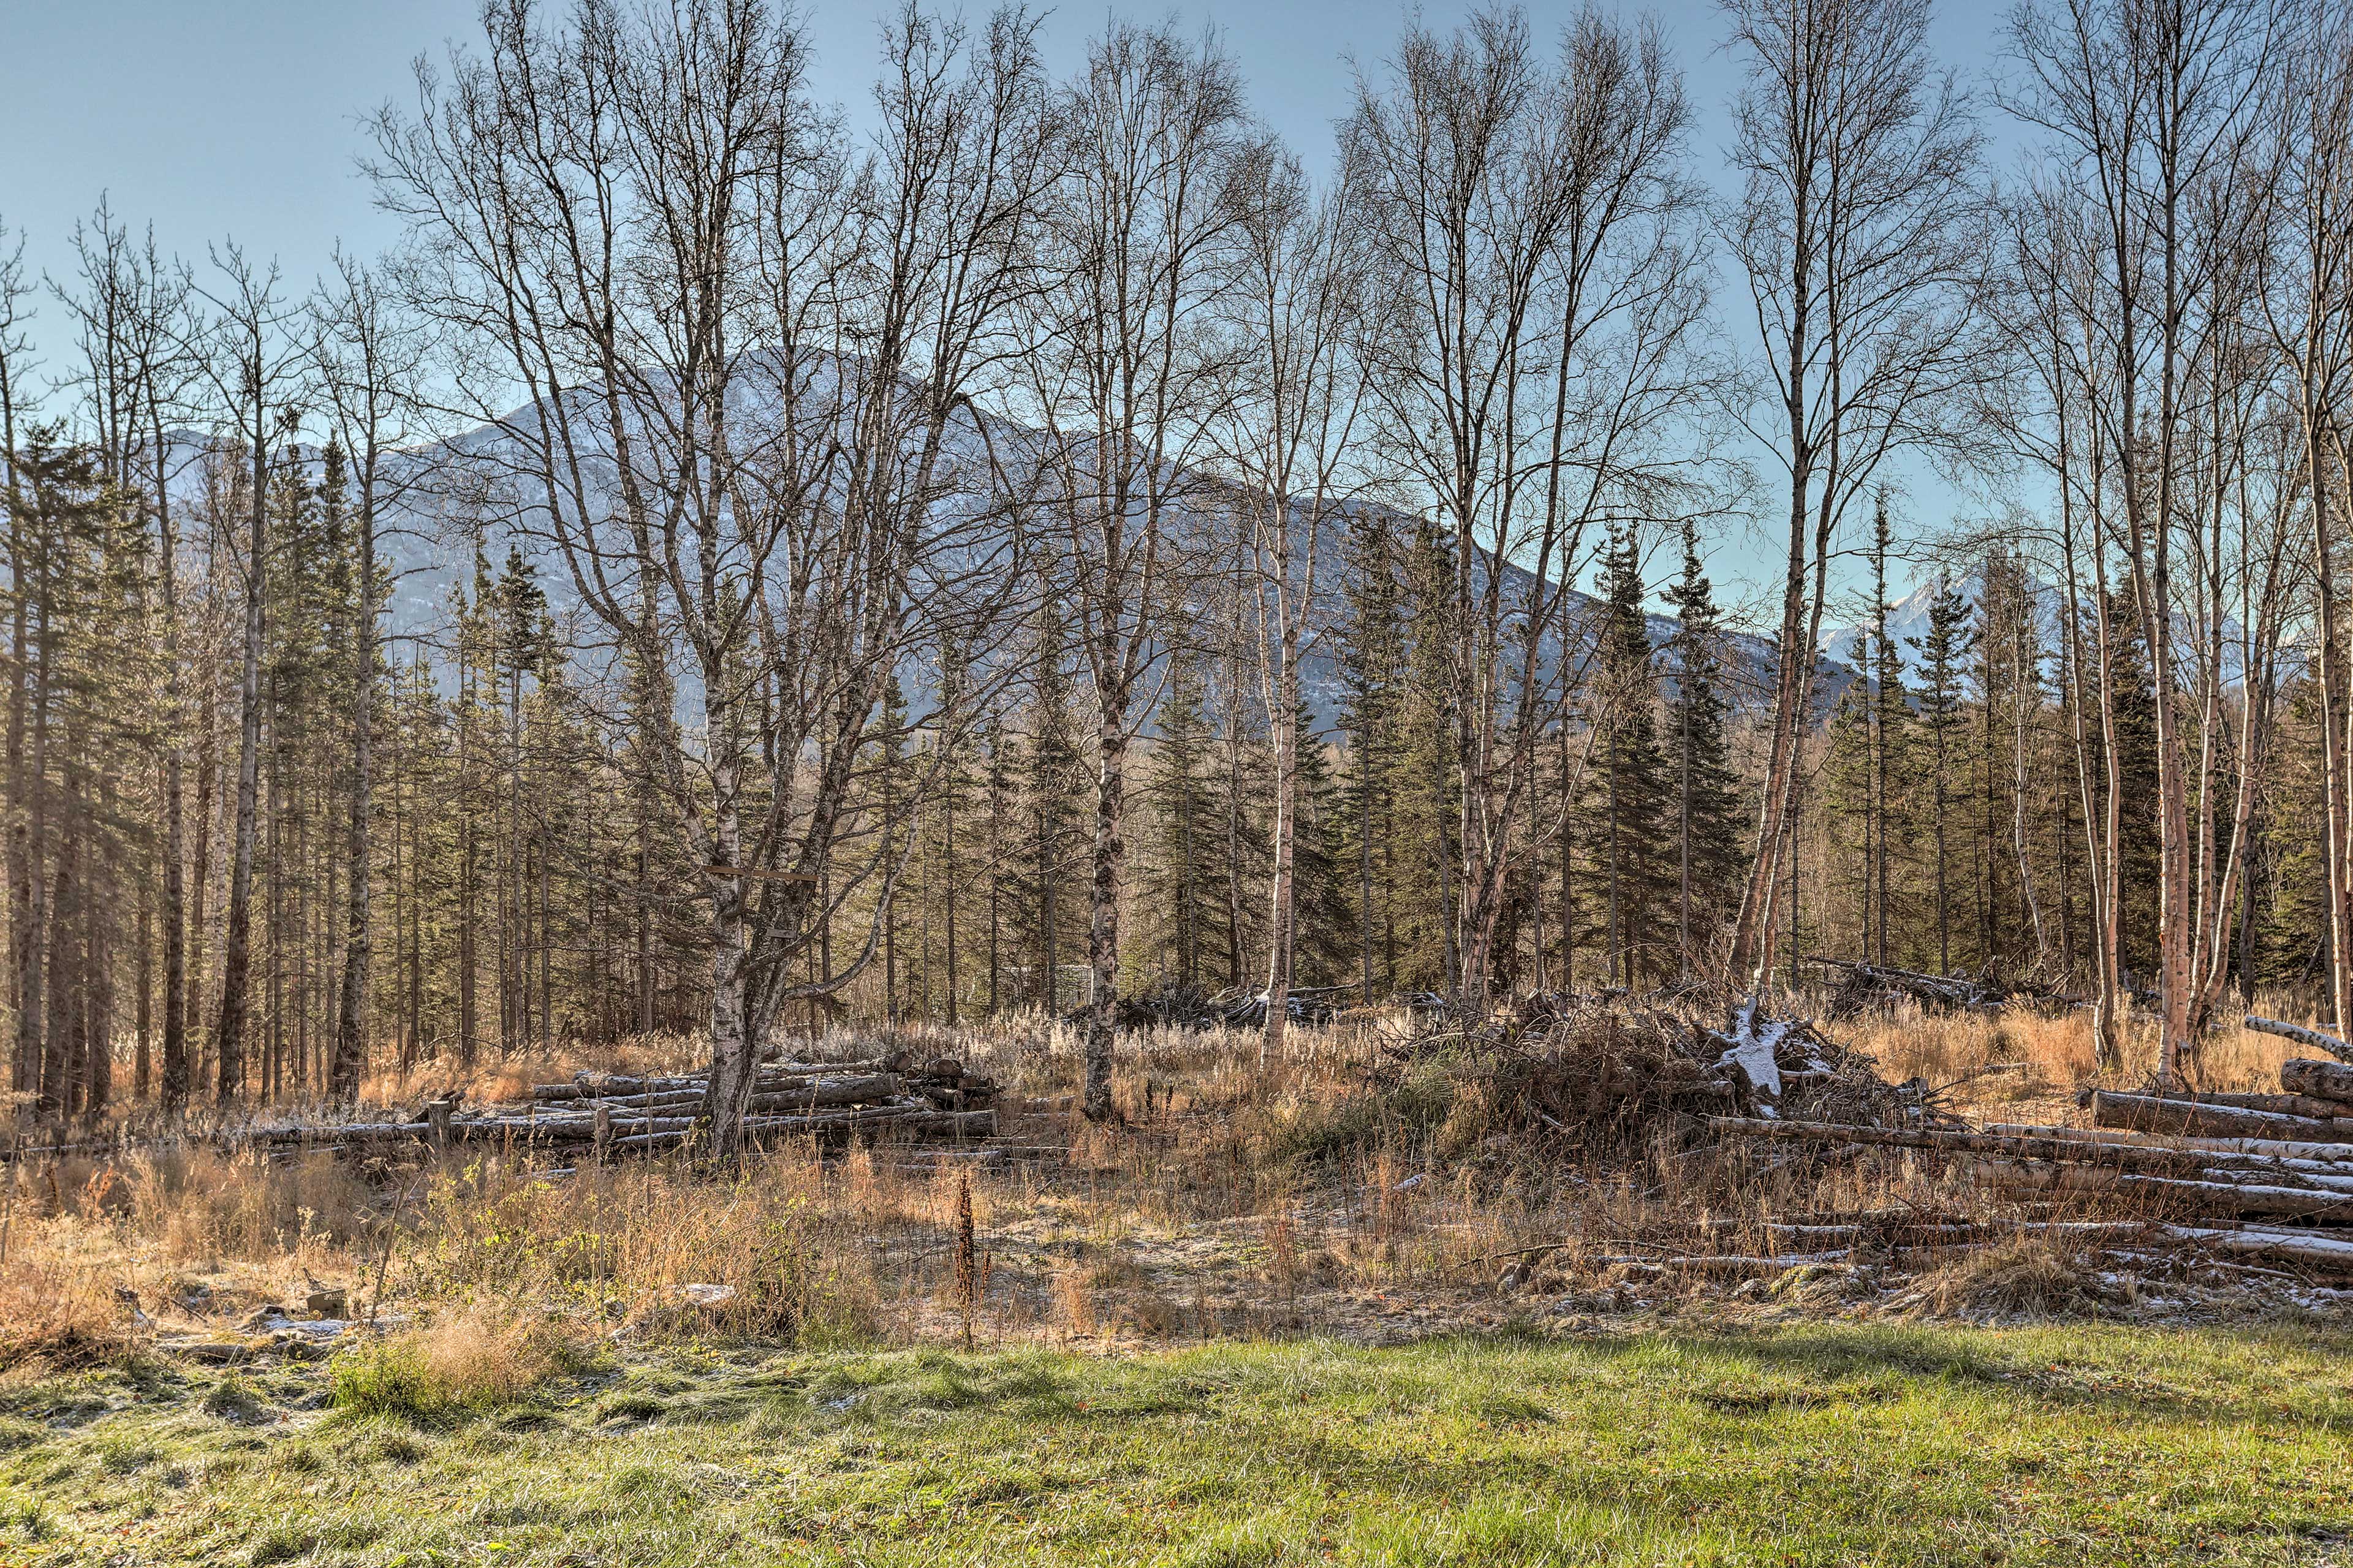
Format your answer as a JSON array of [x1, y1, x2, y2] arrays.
[[161, 377, 1852, 737], [1819, 566, 2277, 691]]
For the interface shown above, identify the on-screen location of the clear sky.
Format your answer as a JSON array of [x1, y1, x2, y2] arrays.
[[0, 0, 2011, 615]]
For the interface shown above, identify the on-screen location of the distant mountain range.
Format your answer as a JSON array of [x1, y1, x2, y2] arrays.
[[164, 382, 1861, 738]]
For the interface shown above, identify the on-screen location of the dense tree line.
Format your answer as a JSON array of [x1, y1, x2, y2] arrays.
[[1, 0, 2349, 1140]]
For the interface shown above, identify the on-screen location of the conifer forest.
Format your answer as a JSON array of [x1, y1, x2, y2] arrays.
[[1, 0, 2349, 1146]]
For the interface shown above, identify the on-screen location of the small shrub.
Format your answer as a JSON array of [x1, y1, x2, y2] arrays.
[[1264, 1062, 1456, 1168], [0, 1258, 135, 1373], [330, 1309, 577, 1419], [201, 1377, 270, 1425]]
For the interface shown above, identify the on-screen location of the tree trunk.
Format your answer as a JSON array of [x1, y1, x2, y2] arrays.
[[39, 816, 76, 1116], [1262, 611, 1298, 1064], [332, 469, 376, 1102], [213, 441, 268, 1104], [156, 427, 189, 1112], [1083, 712, 1127, 1123]]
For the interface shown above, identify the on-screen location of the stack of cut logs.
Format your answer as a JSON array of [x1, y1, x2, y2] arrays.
[[244, 1056, 997, 1159], [1712, 1014, 2353, 1275]]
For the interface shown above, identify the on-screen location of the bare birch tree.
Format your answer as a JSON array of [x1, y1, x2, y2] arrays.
[[1018, 22, 1249, 1118], [2011, 0, 2276, 1080], [191, 246, 301, 1104], [374, 0, 1050, 1154], [1217, 145, 1369, 1058], [1719, 0, 1990, 991], [0, 222, 39, 1105], [1349, 4, 1707, 1002], [2258, 0, 2353, 1039]]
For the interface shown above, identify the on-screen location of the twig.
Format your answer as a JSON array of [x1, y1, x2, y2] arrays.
[[1446, 1240, 1567, 1272], [0, 1119, 18, 1267], [368, 1176, 423, 1331]]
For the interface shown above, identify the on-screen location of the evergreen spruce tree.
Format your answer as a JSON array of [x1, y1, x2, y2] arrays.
[[1909, 577, 1976, 973], [876, 673, 911, 1019], [1287, 699, 1353, 988], [1021, 603, 1081, 1010], [1396, 517, 1460, 991], [1661, 518, 1747, 970], [1867, 500, 1912, 964], [1142, 654, 1221, 990], [2099, 591, 2162, 982], [1577, 524, 1675, 988]]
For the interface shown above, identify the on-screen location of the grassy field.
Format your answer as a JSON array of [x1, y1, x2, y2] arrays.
[[6, 1321, 2351, 1567]]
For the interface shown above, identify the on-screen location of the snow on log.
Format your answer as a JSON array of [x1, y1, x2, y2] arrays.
[[2089, 1090, 2353, 1145], [2280, 1059, 2353, 1107]]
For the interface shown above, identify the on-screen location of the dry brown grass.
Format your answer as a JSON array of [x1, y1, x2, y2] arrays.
[[357, 1031, 709, 1110], [0, 1249, 139, 1371], [10, 992, 2327, 1357], [1911, 1232, 2135, 1319], [330, 1304, 588, 1417], [1851, 994, 2318, 1096]]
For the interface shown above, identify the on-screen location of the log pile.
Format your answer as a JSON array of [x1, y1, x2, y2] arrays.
[[235, 1055, 999, 1160], [1709, 1015, 2353, 1277]]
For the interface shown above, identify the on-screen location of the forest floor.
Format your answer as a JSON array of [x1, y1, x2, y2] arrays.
[[4, 1001, 2348, 1563]]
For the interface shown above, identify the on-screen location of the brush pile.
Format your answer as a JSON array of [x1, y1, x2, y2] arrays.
[[1374, 993, 1947, 1145], [1089, 982, 1346, 1031], [1807, 956, 2067, 1018]]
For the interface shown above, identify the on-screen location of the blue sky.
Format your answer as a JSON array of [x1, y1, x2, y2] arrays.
[[0, 0, 2013, 619]]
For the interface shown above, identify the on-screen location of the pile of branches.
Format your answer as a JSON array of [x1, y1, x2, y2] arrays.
[[1373, 991, 1946, 1146], [1711, 1015, 2353, 1277], [1085, 982, 1346, 1031]]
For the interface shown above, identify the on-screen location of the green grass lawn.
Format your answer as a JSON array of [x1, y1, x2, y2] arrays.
[[6, 1321, 2351, 1566]]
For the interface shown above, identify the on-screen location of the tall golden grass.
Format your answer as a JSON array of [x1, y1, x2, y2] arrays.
[[1, 993, 2333, 1373]]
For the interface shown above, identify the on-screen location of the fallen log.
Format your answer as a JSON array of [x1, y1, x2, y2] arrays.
[[2089, 1090, 2353, 1145], [2159, 1224, 2353, 1273], [1806, 956, 1998, 1009], [1958, 1156, 2353, 1221], [1604, 1251, 1855, 1278], [1984, 1122, 2353, 1164], [2162, 1088, 2353, 1123], [248, 1122, 434, 1145], [1710, 1115, 2330, 1181], [2245, 1016, 2353, 1064], [2281, 1059, 2353, 1107], [531, 1060, 903, 1100], [611, 1106, 995, 1152], [577, 1074, 905, 1114]]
